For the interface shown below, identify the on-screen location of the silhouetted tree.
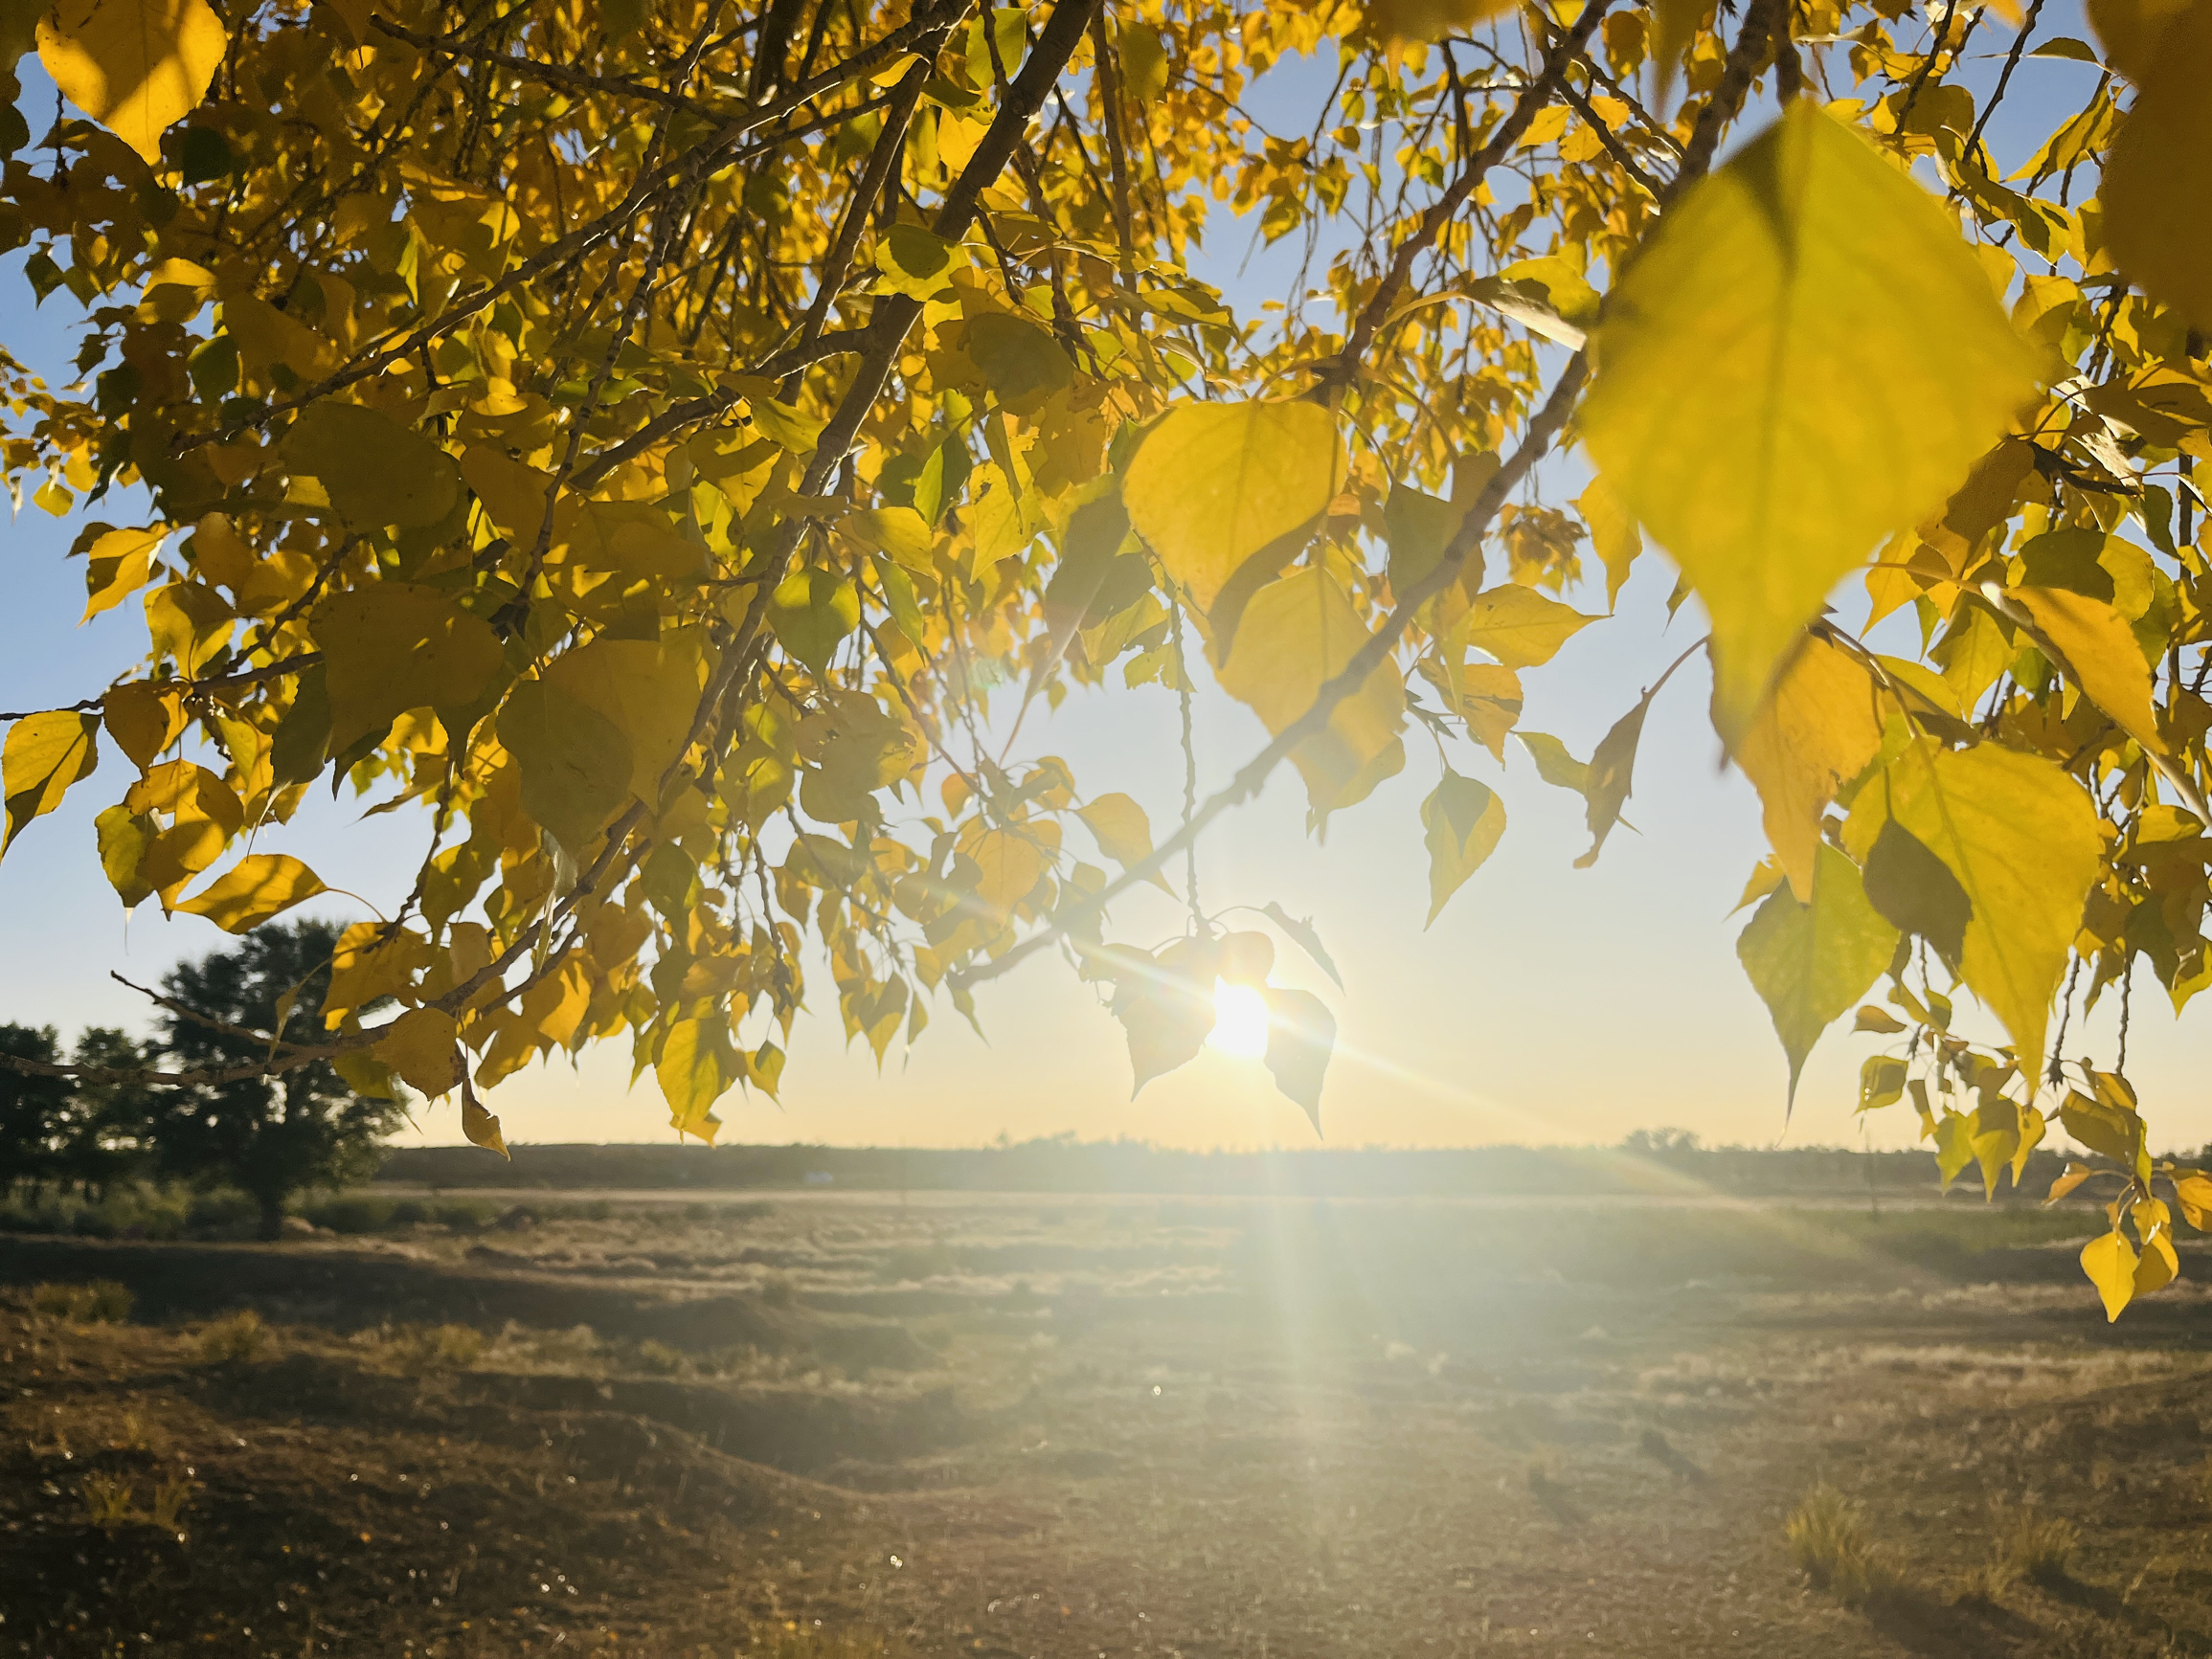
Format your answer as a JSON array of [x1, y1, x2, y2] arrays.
[[146, 919, 403, 1239], [0, 1023, 67, 1194]]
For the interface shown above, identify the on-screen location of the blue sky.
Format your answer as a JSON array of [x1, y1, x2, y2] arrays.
[[5, 8, 2201, 1155]]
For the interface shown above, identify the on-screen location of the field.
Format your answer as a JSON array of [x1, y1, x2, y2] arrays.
[[7, 1189, 2212, 1657]]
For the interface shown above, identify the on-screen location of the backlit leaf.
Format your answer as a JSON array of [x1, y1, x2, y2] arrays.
[[1727, 635, 1886, 900], [2176, 1172, 2212, 1230], [37, 0, 226, 163], [656, 1018, 734, 1141], [1583, 101, 2037, 737], [1421, 770, 1506, 926], [1845, 740, 2098, 1086], [1738, 842, 1901, 1105], [175, 853, 327, 932], [81, 526, 166, 621], [542, 631, 708, 812], [462, 1086, 509, 1159], [1259, 901, 1343, 990], [1263, 986, 1335, 1132], [501, 677, 632, 861], [1123, 402, 1343, 613], [1578, 476, 1641, 612], [1111, 935, 1217, 1096], [1575, 687, 1657, 868], [1453, 585, 1596, 671], [1515, 731, 1590, 795], [2007, 585, 2164, 756], [3, 710, 99, 857], [1217, 568, 1405, 816]]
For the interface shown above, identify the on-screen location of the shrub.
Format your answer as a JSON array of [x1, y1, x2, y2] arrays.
[[197, 1310, 268, 1364], [636, 1338, 685, 1376], [31, 1279, 133, 1323], [386, 1322, 485, 1374], [1786, 1484, 1897, 1606], [305, 1195, 394, 1235], [436, 1200, 494, 1231]]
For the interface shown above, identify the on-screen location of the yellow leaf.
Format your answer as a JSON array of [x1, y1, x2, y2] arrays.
[[1217, 568, 1405, 816], [1421, 770, 1506, 926], [37, 0, 226, 164], [656, 1018, 734, 1142], [3, 710, 99, 857], [2081, 1229, 2137, 1321], [102, 683, 185, 772], [94, 803, 156, 908], [144, 581, 233, 677], [2045, 1162, 2094, 1204], [1110, 935, 1218, 1096], [1074, 792, 1171, 892], [461, 445, 554, 550], [2008, 584, 2164, 755], [1577, 476, 1641, 612], [500, 677, 632, 862], [1582, 101, 2037, 738], [971, 826, 1048, 918], [2176, 1171, 2212, 1230], [1649, 0, 1704, 109], [462, 1087, 508, 1159], [81, 526, 166, 621], [1452, 585, 1596, 671], [1123, 401, 1343, 613], [541, 631, 709, 812], [1737, 842, 1900, 1105], [1845, 739, 2101, 1086], [175, 853, 327, 932], [374, 1007, 463, 1099], [872, 223, 967, 300], [311, 583, 504, 753], [284, 402, 461, 531], [2133, 1223, 2178, 1296], [1727, 635, 1887, 901]]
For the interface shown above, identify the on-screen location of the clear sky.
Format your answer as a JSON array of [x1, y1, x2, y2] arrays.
[[5, 11, 2199, 1155]]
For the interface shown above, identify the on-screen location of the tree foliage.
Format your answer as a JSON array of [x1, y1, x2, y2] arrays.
[[0, 0, 2208, 1308]]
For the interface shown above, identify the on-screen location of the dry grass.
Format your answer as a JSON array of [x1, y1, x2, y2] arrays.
[[32, 1279, 133, 1323], [1998, 1506, 2081, 1586], [196, 1309, 267, 1363], [1785, 1484, 1899, 1606], [79, 1474, 135, 1533], [384, 1321, 486, 1374], [744, 1624, 898, 1657]]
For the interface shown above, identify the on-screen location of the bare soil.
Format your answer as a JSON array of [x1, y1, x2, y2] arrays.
[[6, 1191, 2212, 1657]]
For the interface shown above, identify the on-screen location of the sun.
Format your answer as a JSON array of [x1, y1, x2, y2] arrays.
[[1208, 980, 1272, 1060]]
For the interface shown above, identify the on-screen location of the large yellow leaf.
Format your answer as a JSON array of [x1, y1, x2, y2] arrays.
[[1364, 0, 1514, 44], [656, 1017, 734, 1141], [541, 630, 709, 811], [312, 583, 505, 752], [3, 710, 99, 857], [1846, 740, 2100, 1084], [1074, 792, 1172, 892], [81, 526, 166, 621], [1727, 635, 1887, 900], [2081, 1229, 2137, 1322], [1122, 402, 1343, 613], [1583, 101, 2037, 737], [284, 402, 462, 531], [1217, 568, 1405, 815], [2105, 11, 2212, 334], [970, 826, 1049, 918], [1452, 585, 1596, 671], [37, 0, 226, 164], [500, 677, 632, 861], [374, 1006, 463, 1099], [1736, 842, 1900, 1105], [175, 852, 327, 932], [2088, 0, 2193, 79]]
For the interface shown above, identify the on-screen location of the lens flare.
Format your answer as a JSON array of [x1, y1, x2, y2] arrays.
[[1208, 980, 1272, 1059]]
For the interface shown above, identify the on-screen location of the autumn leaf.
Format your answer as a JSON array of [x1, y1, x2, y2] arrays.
[[2081, 1229, 2138, 1322], [1421, 770, 1506, 926], [1218, 568, 1406, 817], [3, 711, 99, 857], [175, 853, 327, 932], [1736, 844, 1901, 1107], [1123, 402, 1343, 614], [284, 401, 463, 532], [312, 584, 504, 754], [1263, 986, 1335, 1132], [1452, 585, 1596, 672], [1727, 635, 1887, 900], [374, 1007, 463, 1099], [38, 0, 227, 164], [1583, 101, 2038, 737]]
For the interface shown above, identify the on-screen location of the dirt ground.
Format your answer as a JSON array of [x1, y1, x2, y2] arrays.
[[6, 1190, 2212, 1658]]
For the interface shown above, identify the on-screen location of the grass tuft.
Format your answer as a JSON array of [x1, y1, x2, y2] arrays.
[[197, 1309, 268, 1364], [1786, 1484, 1898, 1606], [385, 1322, 486, 1375], [1997, 1507, 2079, 1586]]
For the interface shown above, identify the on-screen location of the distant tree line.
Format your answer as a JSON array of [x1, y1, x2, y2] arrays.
[[2, 920, 403, 1239]]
